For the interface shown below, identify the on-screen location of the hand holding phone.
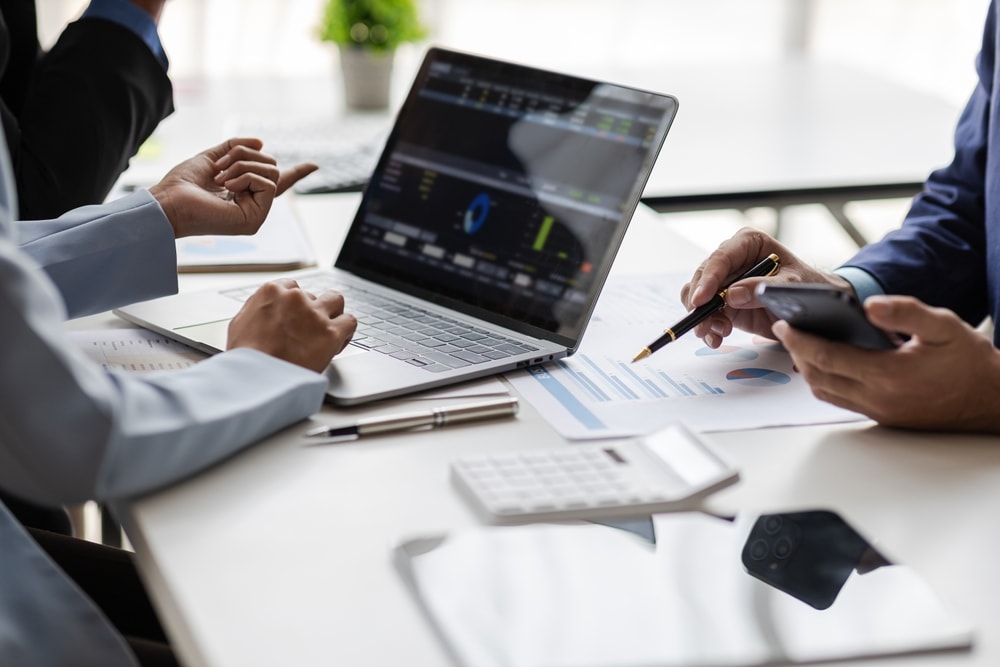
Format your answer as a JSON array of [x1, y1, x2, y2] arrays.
[[755, 284, 902, 350]]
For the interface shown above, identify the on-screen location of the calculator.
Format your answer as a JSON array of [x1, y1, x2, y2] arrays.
[[451, 422, 739, 523]]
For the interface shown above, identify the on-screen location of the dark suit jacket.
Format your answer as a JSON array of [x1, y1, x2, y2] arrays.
[[0, 0, 173, 219], [843, 1, 1000, 344]]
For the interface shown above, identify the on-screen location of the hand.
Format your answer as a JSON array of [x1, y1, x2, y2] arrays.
[[772, 294, 1000, 432], [681, 227, 852, 347], [148, 137, 318, 238], [226, 279, 358, 373]]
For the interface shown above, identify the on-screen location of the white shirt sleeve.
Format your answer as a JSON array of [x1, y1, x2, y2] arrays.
[[14, 189, 178, 318]]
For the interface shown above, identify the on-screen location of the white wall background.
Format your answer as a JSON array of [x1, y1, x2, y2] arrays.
[[37, 0, 991, 107]]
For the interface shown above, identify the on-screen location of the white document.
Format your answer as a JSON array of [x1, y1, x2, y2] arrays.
[[68, 329, 205, 373], [68, 328, 510, 398], [506, 273, 866, 438], [174, 197, 316, 272]]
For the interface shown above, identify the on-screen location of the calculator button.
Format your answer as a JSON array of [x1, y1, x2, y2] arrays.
[[570, 472, 600, 484], [529, 500, 559, 511], [452, 436, 735, 521]]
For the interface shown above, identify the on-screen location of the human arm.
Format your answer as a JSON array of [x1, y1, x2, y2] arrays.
[[0, 232, 331, 503], [1, 0, 173, 219], [15, 137, 317, 318], [679, 227, 853, 348], [771, 295, 1000, 432], [148, 137, 318, 238], [81, 0, 169, 66], [682, 228, 1000, 431], [839, 6, 995, 328], [0, 144, 351, 505]]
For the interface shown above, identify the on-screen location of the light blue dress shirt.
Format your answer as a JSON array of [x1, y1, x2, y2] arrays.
[[833, 266, 884, 303], [0, 134, 328, 662]]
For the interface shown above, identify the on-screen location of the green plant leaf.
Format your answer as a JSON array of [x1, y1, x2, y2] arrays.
[[318, 0, 427, 52]]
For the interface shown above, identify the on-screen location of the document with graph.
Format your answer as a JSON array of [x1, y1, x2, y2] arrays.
[[174, 197, 315, 272], [505, 272, 866, 439], [68, 328, 205, 373]]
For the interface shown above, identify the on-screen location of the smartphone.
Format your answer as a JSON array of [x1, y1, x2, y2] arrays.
[[755, 284, 901, 350], [740, 510, 887, 610]]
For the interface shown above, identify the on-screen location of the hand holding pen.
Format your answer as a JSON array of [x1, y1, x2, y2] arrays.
[[633, 253, 780, 361]]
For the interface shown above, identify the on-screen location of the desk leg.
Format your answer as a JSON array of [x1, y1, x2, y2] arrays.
[[823, 200, 869, 247], [100, 503, 123, 548], [772, 201, 869, 248]]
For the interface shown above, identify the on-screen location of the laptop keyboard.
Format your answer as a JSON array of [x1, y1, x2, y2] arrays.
[[222, 275, 540, 373], [225, 115, 386, 194]]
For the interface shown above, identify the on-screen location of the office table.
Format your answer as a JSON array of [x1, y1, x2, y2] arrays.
[[109, 194, 1000, 667], [629, 59, 961, 245], [127, 57, 960, 249]]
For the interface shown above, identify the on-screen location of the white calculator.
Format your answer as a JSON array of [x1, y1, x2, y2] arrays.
[[451, 422, 739, 523]]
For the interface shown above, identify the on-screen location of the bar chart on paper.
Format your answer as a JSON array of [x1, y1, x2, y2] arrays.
[[505, 273, 864, 439], [68, 329, 205, 373]]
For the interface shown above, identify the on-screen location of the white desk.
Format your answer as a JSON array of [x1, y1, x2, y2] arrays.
[[113, 195, 1000, 667], [627, 59, 961, 246], [127, 57, 960, 248], [636, 59, 959, 202]]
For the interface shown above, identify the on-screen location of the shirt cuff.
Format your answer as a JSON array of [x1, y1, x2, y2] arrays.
[[833, 266, 885, 303], [82, 0, 168, 70]]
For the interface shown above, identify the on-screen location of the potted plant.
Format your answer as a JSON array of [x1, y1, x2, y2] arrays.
[[319, 0, 427, 110]]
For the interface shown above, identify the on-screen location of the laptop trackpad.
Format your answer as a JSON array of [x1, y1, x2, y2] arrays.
[[325, 349, 435, 404]]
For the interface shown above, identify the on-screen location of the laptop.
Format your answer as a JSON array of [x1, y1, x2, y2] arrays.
[[115, 47, 679, 405]]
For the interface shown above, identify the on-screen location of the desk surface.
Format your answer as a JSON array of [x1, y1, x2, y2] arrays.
[[114, 195, 1000, 667], [634, 59, 960, 203]]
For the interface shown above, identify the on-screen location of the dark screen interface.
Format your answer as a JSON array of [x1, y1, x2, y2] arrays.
[[337, 50, 676, 338]]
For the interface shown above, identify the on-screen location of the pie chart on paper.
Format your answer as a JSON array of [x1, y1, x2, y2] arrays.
[[726, 367, 791, 387]]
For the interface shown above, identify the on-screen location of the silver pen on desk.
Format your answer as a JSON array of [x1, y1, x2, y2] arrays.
[[305, 395, 519, 441]]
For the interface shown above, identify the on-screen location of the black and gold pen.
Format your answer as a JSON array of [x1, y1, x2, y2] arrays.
[[632, 253, 780, 362]]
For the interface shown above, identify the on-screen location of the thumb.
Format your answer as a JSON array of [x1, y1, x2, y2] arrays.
[[276, 162, 319, 196], [864, 295, 955, 345]]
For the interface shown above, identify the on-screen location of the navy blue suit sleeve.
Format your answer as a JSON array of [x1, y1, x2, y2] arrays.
[[842, 3, 994, 328], [1, 11, 173, 219]]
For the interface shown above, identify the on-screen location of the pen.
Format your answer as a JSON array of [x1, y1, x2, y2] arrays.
[[305, 395, 519, 441], [632, 253, 780, 362]]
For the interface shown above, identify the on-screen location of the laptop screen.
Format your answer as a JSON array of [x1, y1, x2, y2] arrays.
[[336, 47, 678, 346]]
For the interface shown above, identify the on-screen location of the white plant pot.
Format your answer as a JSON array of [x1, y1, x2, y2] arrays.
[[338, 46, 394, 110]]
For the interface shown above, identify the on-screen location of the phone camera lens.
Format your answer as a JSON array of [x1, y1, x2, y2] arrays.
[[773, 536, 794, 559], [749, 539, 768, 561], [763, 515, 782, 535]]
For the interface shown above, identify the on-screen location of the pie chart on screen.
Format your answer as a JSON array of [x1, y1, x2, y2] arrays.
[[726, 368, 791, 387]]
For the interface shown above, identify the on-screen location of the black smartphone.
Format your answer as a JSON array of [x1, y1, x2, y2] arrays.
[[755, 284, 902, 350], [740, 510, 889, 610]]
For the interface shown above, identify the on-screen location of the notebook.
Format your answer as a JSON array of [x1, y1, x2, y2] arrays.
[[114, 47, 679, 405]]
